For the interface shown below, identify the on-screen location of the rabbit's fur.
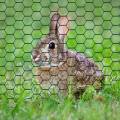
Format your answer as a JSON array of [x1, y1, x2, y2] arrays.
[[32, 13, 104, 97]]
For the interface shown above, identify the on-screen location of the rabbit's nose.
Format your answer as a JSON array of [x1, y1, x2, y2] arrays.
[[32, 54, 37, 60], [32, 51, 41, 62], [34, 55, 41, 62]]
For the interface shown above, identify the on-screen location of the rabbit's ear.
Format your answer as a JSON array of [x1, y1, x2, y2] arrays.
[[57, 16, 69, 41], [50, 13, 60, 34]]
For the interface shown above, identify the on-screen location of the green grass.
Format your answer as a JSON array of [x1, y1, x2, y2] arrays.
[[0, 0, 120, 119], [0, 79, 120, 120]]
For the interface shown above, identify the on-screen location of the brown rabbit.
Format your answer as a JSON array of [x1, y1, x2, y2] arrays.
[[32, 13, 104, 97]]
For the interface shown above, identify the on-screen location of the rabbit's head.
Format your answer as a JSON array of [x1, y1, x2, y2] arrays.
[[32, 13, 69, 68]]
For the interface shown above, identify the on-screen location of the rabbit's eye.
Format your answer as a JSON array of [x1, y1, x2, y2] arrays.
[[49, 42, 55, 49]]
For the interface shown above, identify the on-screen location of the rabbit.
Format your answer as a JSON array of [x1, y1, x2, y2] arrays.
[[32, 13, 104, 98]]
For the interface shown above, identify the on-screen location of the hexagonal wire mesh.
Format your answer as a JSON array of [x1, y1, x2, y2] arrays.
[[0, 0, 120, 101]]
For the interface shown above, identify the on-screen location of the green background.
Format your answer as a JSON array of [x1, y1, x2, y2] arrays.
[[0, 0, 120, 119]]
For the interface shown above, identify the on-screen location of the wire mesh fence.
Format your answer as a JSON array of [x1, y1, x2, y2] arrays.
[[0, 0, 120, 101]]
